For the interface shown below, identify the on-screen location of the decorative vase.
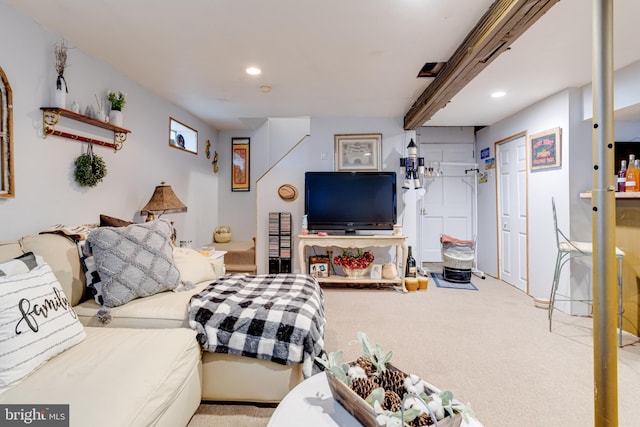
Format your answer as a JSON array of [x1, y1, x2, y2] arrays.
[[343, 265, 371, 278], [109, 109, 123, 127], [52, 74, 67, 108], [381, 263, 397, 280]]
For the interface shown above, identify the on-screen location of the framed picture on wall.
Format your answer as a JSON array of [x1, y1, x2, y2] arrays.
[[232, 137, 250, 192], [529, 127, 561, 171], [169, 117, 198, 154], [334, 133, 382, 171]]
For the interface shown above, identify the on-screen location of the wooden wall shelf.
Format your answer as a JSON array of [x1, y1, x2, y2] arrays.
[[41, 107, 131, 151]]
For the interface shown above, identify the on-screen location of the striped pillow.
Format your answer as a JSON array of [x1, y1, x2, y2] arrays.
[[0, 263, 86, 394], [0, 252, 41, 277]]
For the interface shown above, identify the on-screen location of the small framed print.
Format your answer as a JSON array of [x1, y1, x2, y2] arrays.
[[169, 117, 198, 154], [334, 133, 382, 171], [309, 255, 330, 278], [370, 264, 382, 280], [529, 127, 561, 171], [232, 137, 250, 192]]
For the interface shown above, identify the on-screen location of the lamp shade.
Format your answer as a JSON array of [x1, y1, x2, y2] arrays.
[[140, 182, 187, 216]]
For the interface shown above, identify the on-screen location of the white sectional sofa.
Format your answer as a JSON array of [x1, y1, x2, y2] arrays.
[[0, 224, 304, 426], [0, 327, 202, 427]]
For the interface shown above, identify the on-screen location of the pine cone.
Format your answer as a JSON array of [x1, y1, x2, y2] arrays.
[[375, 369, 407, 397], [354, 356, 374, 376], [350, 377, 377, 400], [410, 412, 434, 426], [382, 390, 402, 412]]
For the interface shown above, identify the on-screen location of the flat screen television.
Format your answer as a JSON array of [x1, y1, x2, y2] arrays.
[[304, 171, 397, 234]]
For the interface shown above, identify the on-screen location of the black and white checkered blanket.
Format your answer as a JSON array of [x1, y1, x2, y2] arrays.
[[188, 273, 325, 378]]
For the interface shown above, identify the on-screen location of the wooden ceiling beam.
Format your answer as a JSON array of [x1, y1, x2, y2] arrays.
[[403, 0, 560, 130]]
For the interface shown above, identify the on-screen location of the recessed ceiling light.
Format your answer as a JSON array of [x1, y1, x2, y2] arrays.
[[246, 67, 261, 76], [491, 91, 506, 98]]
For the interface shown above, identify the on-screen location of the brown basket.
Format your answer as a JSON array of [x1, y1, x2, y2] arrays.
[[326, 364, 463, 427]]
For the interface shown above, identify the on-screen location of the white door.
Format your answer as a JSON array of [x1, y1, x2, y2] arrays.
[[497, 135, 528, 292], [420, 144, 476, 262]]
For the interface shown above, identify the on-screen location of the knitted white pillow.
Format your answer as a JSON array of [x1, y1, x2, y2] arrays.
[[86, 219, 181, 308], [0, 263, 86, 394]]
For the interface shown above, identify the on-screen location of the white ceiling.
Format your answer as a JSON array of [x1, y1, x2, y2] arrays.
[[4, 0, 640, 130]]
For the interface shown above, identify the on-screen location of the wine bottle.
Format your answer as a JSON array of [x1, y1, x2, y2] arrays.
[[625, 154, 637, 192], [617, 160, 627, 192], [405, 246, 417, 278]]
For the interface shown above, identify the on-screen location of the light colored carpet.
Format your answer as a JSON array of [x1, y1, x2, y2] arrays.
[[188, 274, 640, 427], [188, 403, 274, 427]]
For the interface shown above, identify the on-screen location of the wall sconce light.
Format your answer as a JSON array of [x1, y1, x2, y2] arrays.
[[399, 139, 425, 189]]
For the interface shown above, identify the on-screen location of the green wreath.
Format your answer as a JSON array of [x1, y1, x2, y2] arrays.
[[74, 151, 107, 187]]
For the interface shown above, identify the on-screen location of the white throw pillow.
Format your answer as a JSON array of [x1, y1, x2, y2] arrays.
[[0, 252, 44, 277], [173, 247, 218, 285], [0, 263, 86, 394]]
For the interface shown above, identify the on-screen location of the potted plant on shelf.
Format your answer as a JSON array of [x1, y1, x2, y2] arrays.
[[107, 90, 126, 127]]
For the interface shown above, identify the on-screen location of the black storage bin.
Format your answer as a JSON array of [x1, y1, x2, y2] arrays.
[[443, 266, 472, 283]]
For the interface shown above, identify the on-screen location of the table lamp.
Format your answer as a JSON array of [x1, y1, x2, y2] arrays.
[[140, 181, 187, 242]]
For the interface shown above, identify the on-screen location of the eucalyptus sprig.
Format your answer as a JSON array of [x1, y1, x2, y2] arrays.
[[315, 350, 351, 386], [357, 332, 392, 373]]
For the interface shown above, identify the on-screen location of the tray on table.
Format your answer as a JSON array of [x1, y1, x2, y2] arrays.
[[325, 364, 463, 427]]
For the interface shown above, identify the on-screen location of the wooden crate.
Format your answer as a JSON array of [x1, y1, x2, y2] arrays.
[[326, 366, 463, 427]]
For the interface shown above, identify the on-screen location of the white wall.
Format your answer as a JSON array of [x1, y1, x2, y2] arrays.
[[252, 116, 412, 273], [0, 3, 219, 246], [475, 90, 574, 302], [476, 81, 640, 311], [582, 60, 640, 121], [266, 118, 310, 166], [216, 128, 260, 242]]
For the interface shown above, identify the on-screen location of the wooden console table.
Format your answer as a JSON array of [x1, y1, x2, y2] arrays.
[[297, 234, 408, 288]]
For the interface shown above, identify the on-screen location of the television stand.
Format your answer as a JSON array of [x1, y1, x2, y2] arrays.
[[297, 234, 408, 290]]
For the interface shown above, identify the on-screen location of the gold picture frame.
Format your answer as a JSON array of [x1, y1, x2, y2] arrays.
[[0, 66, 14, 198], [334, 133, 382, 171], [232, 137, 250, 192]]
